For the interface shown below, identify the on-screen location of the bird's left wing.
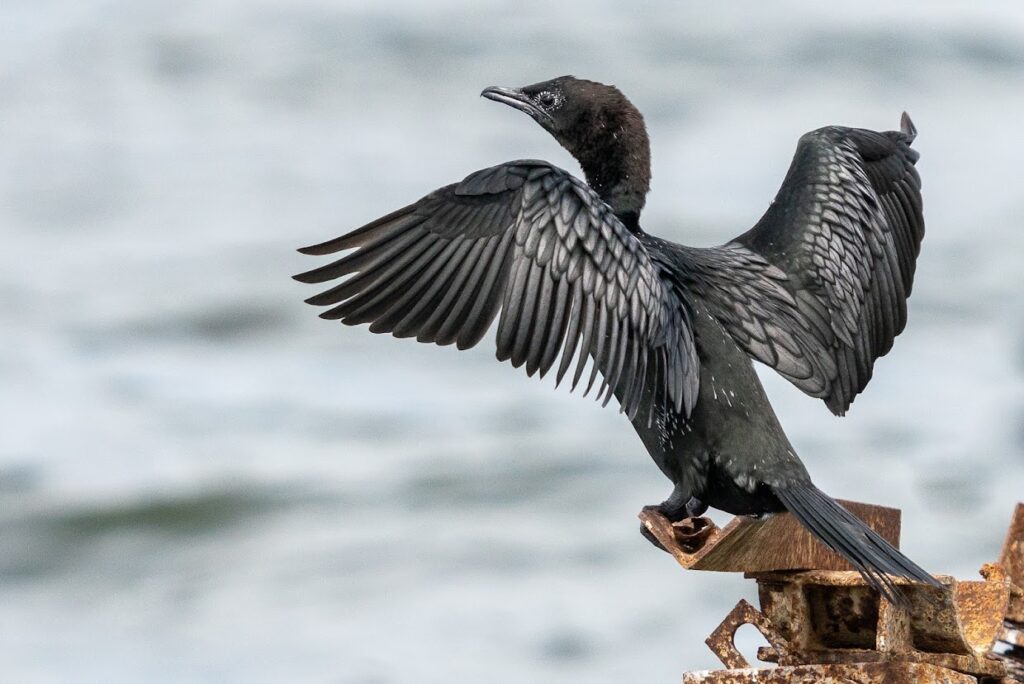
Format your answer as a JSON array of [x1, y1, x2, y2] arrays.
[[294, 160, 699, 420], [681, 115, 924, 415]]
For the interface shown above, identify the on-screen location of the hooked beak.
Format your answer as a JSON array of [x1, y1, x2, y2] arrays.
[[481, 86, 554, 127]]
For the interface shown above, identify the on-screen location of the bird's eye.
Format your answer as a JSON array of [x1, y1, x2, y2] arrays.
[[537, 92, 556, 107]]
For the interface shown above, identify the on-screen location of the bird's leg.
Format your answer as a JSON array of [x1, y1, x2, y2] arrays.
[[684, 496, 708, 518], [656, 483, 706, 522]]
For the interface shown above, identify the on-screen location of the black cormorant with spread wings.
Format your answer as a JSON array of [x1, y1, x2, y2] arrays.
[[294, 76, 937, 602]]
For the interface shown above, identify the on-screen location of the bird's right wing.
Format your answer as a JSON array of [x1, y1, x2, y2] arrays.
[[294, 160, 699, 421]]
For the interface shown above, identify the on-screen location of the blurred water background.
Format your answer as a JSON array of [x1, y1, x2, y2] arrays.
[[2, 1, 1023, 681]]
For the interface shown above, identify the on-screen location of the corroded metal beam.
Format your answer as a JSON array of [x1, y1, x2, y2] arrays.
[[682, 662, 977, 683]]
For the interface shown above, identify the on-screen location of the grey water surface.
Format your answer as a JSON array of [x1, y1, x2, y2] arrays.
[[2, 1, 1023, 681]]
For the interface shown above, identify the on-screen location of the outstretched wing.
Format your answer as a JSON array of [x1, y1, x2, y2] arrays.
[[294, 160, 699, 420], [718, 114, 924, 414]]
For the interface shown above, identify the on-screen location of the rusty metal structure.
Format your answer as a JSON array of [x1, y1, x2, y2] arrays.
[[640, 502, 1024, 683], [997, 504, 1024, 681]]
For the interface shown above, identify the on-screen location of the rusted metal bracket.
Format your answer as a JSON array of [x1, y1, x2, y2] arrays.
[[705, 599, 793, 669]]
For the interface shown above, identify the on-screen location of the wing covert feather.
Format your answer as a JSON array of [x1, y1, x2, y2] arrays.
[[692, 115, 924, 414]]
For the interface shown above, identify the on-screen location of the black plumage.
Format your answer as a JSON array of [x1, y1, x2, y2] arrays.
[[294, 76, 937, 603]]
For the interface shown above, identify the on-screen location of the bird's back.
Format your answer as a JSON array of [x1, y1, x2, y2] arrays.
[[628, 237, 810, 515]]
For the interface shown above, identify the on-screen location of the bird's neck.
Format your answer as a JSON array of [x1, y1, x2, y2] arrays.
[[569, 113, 651, 233], [584, 165, 646, 232]]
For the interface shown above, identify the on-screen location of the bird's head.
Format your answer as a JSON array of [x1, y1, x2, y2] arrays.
[[481, 76, 651, 221], [481, 76, 643, 154]]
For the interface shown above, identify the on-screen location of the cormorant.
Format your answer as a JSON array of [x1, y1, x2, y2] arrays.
[[294, 76, 937, 602]]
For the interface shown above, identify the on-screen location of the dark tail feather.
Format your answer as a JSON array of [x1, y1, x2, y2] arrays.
[[773, 483, 940, 605]]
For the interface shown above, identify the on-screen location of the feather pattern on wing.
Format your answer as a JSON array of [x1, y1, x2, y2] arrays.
[[684, 116, 924, 414], [295, 160, 700, 420]]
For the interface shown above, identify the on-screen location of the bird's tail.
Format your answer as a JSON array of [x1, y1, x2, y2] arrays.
[[772, 482, 941, 605]]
